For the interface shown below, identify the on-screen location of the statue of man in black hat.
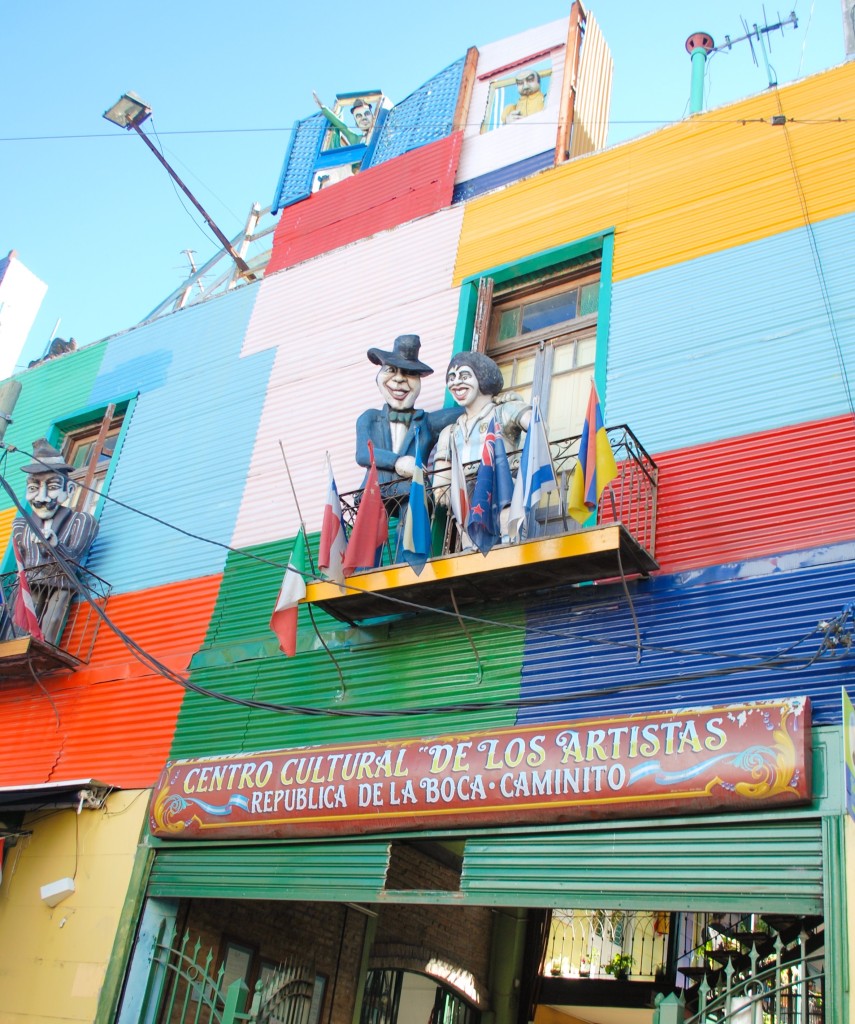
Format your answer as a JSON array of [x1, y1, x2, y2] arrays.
[[9, 439, 99, 643], [355, 335, 458, 500]]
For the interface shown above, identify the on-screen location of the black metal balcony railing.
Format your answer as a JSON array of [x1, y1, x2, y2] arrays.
[[339, 426, 658, 564], [0, 561, 111, 667]]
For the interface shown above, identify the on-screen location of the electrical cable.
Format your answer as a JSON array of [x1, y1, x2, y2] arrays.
[[0, 442, 832, 671], [0, 470, 839, 721]]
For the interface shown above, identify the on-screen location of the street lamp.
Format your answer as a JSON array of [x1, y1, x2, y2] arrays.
[[102, 92, 256, 280]]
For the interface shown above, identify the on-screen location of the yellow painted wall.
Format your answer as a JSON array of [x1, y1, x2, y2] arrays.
[[0, 506, 16, 561], [0, 789, 148, 1024], [454, 62, 855, 285], [847, 815, 855, 1022]]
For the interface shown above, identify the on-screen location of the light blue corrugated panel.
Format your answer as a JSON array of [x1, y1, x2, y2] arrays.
[[516, 541, 855, 728], [83, 285, 274, 594], [368, 56, 465, 168], [271, 113, 326, 213], [607, 210, 855, 452]]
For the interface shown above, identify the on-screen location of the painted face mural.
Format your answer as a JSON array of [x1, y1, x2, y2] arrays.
[[376, 364, 422, 411], [26, 472, 74, 521]]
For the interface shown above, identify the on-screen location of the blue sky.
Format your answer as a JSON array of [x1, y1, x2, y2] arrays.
[[2, 1, 845, 369]]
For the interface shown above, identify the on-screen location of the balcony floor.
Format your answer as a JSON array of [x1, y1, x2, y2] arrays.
[[0, 635, 80, 677], [304, 524, 658, 624]]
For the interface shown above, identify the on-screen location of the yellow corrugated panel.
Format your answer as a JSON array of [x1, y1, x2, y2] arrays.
[[0, 507, 16, 554], [455, 62, 855, 284]]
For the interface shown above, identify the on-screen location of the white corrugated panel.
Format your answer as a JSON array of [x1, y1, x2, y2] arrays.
[[455, 17, 569, 185], [232, 205, 466, 548], [569, 10, 613, 158]]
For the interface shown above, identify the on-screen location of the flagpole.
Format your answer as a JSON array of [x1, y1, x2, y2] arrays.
[[534, 396, 563, 520], [277, 441, 317, 574]]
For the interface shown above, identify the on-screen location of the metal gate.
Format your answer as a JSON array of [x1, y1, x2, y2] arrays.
[[136, 920, 315, 1024]]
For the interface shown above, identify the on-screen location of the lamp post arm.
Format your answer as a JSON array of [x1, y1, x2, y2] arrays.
[[129, 122, 256, 281]]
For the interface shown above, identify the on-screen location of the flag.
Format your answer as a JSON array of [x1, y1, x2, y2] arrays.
[[568, 382, 618, 524], [467, 417, 515, 556], [448, 440, 470, 533], [318, 456, 347, 586], [269, 531, 308, 657], [343, 441, 388, 574], [508, 402, 557, 541], [401, 430, 432, 575], [12, 538, 43, 641]]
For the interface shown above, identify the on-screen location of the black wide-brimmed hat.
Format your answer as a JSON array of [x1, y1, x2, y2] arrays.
[[20, 438, 74, 475], [367, 334, 434, 376]]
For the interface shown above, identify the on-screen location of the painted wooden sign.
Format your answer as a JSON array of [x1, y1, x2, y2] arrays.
[[150, 698, 811, 840]]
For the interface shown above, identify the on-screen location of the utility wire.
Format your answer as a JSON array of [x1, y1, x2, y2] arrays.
[[0, 442, 832, 671]]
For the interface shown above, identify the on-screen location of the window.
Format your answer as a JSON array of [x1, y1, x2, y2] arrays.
[[455, 231, 613, 446], [487, 269, 600, 442], [61, 414, 124, 514]]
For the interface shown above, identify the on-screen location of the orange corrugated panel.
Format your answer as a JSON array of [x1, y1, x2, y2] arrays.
[[0, 575, 221, 789], [654, 415, 855, 573], [268, 133, 463, 273], [455, 62, 855, 285], [0, 507, 16, 556]]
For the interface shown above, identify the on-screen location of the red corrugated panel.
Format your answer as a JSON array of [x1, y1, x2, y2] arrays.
[[0, 575, 221, 789], [267, 133, 463, 274], [654, 415, 855, 573]]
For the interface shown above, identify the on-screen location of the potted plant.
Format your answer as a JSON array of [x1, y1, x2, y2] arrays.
[[604, 953, 634, 981]]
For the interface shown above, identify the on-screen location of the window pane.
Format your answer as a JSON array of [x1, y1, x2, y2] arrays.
[[497, 308, 520, 342], [580, 281, 599, 316], [546, 368, 591, 439], [498, 353, 537, 390], [552, 344, 578, 374], [576, 335, 597, 366], [520, 289, 578, 333]]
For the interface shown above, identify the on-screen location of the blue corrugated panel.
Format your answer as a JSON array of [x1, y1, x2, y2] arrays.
[[368, 57, 465, 168], [271, 113, 325, 214], [452, 151, 555, 204], [516, 541, 855, 727], [607, 211, 855, 452], [83, 286, 274, 594]]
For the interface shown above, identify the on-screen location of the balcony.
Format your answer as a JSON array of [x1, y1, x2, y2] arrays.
[[0, 562, 111, 677], [305, 425, 658, 623]]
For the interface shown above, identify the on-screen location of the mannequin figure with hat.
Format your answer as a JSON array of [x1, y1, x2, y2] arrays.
[[355, 335, 458, 500], [9, 439, 99, 643]]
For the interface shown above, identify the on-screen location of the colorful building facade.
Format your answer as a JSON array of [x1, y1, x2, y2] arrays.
[[0, 6, 852, 1023]]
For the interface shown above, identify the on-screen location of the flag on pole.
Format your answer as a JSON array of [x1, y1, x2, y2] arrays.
[[401, 430, 432, 575], [448, 440, 470, 533], [269, 531, 308, 657], [12, 538, 43, 641], [318, 456, 347, 586], [343, 441, 388, 574], [467, 417, 515, 556], [508, 402, 557, 542], [568, 382, 618, 524]]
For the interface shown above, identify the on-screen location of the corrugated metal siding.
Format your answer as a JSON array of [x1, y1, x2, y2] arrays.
[[453, 62, 855, 286], [170, 534, 524, 759], [454, 17, 570, 186], [0, 507, 16, 558], [368, 57, 466, 168], [452, 151, 554, 204], [460, 819, 824, 913], [80, 286, 273, 594], [147, 841, 391, 901], [271, 114, 325, 214], [516, 546, 855, 728], [0, 575, 221, 788], [0, 343, 107, 515], [569, 11, 612, 158], [266, 133, 463, 275], [233, 205, 465, 548], [653, 416, 855, 573], [607, 212, 855, 451]]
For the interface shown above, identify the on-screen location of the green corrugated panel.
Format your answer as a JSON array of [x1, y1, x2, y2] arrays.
[[170, 536, 525, 759], [147, 841, 390, 901], [0, 344, 108, 511], [460, 818, 824, 914]]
